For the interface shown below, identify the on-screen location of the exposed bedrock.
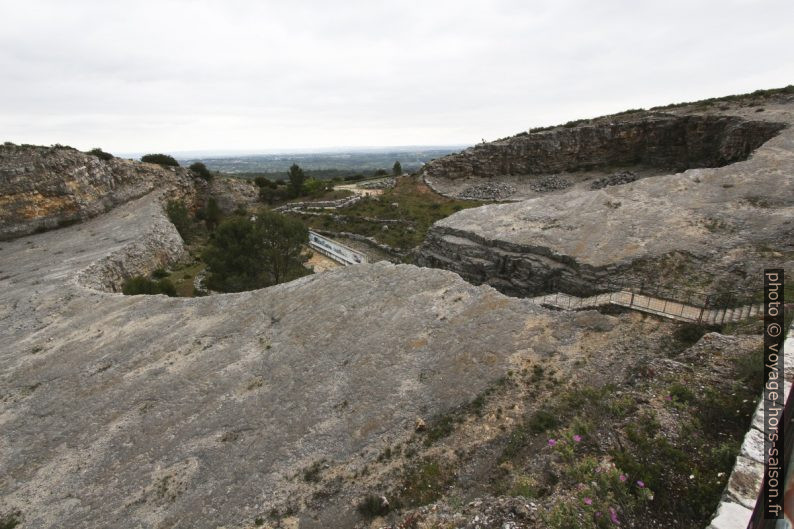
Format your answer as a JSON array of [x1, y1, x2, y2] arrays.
[[422, 113, 784, 181], [417, 115, 794, 298], [0, 191, 620, 528], [0, 144, 196, 240]]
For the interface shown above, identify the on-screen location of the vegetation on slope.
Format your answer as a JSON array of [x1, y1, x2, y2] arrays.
[[285, 175, 483, 251]]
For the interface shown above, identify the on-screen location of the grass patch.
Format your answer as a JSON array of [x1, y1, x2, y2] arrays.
[[396, 459, 454, 508], [286, 176, 482, 251]]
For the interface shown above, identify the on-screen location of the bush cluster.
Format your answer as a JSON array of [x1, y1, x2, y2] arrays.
[[87, 148, 114, 161], [189, 162, 213, 180], [121, 276, 176, 296], [141, 153, 180, 167]]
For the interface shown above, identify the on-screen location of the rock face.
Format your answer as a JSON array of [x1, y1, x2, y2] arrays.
[[417, 100, 794, 298], [0, 144, 195, 240], [423, 113, 784, 181], [0, 188, 610, 528], [206, 175, 260, 213]]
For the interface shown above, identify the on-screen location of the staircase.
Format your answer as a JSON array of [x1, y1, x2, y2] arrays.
[[528, 290, 763, 324]]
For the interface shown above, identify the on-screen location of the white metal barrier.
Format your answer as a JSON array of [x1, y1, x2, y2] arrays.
[[308, 231, 368, 266]]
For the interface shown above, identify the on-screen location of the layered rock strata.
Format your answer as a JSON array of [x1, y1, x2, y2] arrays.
[[423, 113, 784, 181], [418, 103, 794, 298], [0, 144, 195, 240]]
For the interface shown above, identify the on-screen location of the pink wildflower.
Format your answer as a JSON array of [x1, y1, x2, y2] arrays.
[[548, 438, 557, 447], [573, 434, 582, 443], [636, 480, 645, 488], [619, 474, 627, 482], [584, 497, 593, 505], [609, 507, 621, 525]]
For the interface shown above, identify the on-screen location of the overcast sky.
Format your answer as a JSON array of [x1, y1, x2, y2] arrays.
[[1, 0, 792, 154]]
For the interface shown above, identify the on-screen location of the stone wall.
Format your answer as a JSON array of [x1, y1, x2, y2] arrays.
[[422, 114, 784, 181], [707, 324, 793, 529]]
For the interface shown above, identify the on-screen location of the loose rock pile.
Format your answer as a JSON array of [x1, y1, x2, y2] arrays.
[[358, 177, 396, 189], [589, 171, 639, 190], [529, 174, 572, 192], [459, 182, 516, 200]]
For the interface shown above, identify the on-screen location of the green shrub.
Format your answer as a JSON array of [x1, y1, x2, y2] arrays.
[[254, 176, 276, 188], [122, 276, 177, 296], [0, 511, 20, 529], [303, 460, 323, 482], [528, 409, 559, 433], [204, 197, 222, 232], [673, 323, 708, 345], [303, 177, 332, 196], [87, 148, 113, 161], [165, 200, 192, 242], [357, 494, 390, 518], [152, 268, 169, 279], [188, 161, 212, 180], [669, 383, 695, 403], [141, 153, 179, 167]]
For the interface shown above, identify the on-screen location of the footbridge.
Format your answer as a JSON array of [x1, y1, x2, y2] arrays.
[[529, 289, 763, 324], [308, 231, 368, 266]]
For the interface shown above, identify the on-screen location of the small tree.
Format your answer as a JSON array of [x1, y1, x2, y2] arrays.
[[287, 163, 305, 198], [142, 153, 180, 167], [165, 200, 192, 242], [204, 197, 222, 232], [303, 178, 331, 196], [202, 211, 309, 292], [392, 161, 402, 176], [189, 161, 212, 180]]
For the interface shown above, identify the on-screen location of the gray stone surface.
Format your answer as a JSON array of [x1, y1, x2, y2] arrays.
[[0, 190, 592, 528], [423, 113, 784, 181], [418, 100, 794, 297], [0, 144, 196, 240]]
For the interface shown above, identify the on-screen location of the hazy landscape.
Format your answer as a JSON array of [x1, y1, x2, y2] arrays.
[[174, 147, 467, 177]]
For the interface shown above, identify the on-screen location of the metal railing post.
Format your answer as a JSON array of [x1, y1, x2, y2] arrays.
[[698, 295, 708, 324]]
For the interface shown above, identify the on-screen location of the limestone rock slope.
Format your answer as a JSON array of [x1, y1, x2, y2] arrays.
[[0, 144, 195, 240], [423, 113, 783, 182], [0, 191, 606, 528], [206, 175, 260, 213], [417, 95, 794, 297]]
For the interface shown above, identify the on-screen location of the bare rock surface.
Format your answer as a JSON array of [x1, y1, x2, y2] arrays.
[[0, 191, 597, 528], [207, 175, 260, 213], [0, 144, 195, 240], [418, 98, 794, 296]]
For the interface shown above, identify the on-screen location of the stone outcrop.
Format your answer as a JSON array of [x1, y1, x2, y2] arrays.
[[422, 113, 784, 181], [0, 144, 196, 240], [0, 187, 618, 528], [206, 175, 260, 213], [417, 99, 794, 298]]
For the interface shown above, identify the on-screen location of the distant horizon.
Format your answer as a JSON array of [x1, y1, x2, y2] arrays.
[[116, 144, 471, 160]]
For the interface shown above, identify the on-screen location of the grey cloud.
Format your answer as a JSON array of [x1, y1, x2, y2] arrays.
[[1, 0, 792, 152]]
